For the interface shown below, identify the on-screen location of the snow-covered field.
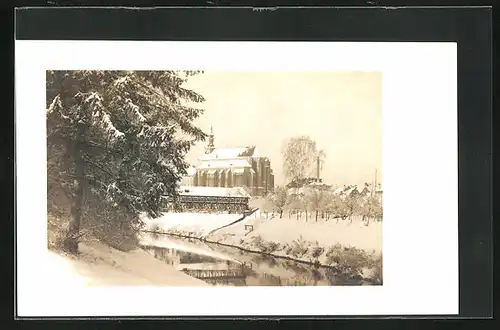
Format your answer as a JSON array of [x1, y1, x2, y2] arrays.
[[143, 207, 381, 254], [141, 211, 257, 238], [210, 214, 382, 253]]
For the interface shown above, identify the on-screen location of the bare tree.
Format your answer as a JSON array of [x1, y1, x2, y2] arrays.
[[323, 192, 334, 221], [344, 194, 361, 223], [333, 195, 349, 223], [305, 187, 327, 222], [261, 194, 274, 219], [287, 193, 303, 220], [269, 185, 288, 219], [281, 136, 318, 184], [302, 195, 310, 222], [360, 194, 383, 224]]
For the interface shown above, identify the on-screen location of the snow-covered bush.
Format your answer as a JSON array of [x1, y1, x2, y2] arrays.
[[325, 244, 380, 279]]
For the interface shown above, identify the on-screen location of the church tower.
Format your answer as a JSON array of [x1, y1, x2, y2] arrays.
[[205, 125, 215, 154]]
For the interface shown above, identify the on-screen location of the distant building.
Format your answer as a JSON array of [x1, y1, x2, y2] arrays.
[[359, 183, 383, 198], [286, 177, 322, 189], [287, 180, 332, 197], [344, 185, 361, 197], [360, 183, 371, 196], [332, 187, 344, 195], [180, 166, 197, 186], [184, 126, 274, 196]]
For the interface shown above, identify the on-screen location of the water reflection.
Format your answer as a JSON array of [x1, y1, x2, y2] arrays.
[[140, 234, 365, 286], [142, 245, 224, 265]]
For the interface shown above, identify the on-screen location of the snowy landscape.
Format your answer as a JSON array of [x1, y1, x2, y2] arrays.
[[46, 70, 382, 288]]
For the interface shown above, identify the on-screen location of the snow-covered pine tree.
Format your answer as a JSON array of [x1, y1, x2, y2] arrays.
[[46, 70, 207, 253]]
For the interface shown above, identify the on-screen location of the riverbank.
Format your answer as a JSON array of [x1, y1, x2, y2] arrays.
[[139, 232, 370, 286], [46, 240, 209, 286], [47, 213, 209, 287], [145, 214, 383, 284]]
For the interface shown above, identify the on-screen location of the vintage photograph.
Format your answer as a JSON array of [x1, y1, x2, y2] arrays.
[[46, 70, 383, 287]]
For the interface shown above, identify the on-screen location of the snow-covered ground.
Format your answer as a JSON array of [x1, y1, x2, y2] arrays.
[[43, 251, 91, 288], [43, 241, 209, 287], [143, 207, 381, 253], [141, 211, 255, 238], [210, 214, 382, 253]]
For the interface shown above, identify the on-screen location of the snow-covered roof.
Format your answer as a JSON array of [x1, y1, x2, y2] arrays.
[[198, 146, 259, 161], [287, 187, 305, 196], [197, 159, 252, 170], [333, 187, 344, 195], [308, 182, 332, 190], [178, 186, 251, 198], [344, 186, 359, 195]]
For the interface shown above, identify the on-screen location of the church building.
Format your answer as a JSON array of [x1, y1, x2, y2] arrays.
[[187, 127, 274, 196]]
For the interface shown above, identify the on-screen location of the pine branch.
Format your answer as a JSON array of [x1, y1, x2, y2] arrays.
[[82, 156, 116, 178], [109, 71, 205, 135]]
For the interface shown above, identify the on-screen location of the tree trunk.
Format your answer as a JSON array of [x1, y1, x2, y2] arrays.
[[315, 210, 318, 222], [280, 210, 283, 219], [62, 131, 85, 254]]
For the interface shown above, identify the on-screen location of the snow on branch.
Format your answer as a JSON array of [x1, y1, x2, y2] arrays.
[[47, 95, 62, 114], [100, 112, 124, 140], [75, 91, 104, 108], [83, 92, 103, 105], [113, 75, 133, 88], [124, 98, 146, 122], [136, 124, 175, 141]]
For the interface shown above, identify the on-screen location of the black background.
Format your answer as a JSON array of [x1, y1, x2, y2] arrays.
[[8, 4, 494, 323]]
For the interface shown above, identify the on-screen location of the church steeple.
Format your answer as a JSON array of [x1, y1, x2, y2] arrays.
[[205, 125, 215, 154]]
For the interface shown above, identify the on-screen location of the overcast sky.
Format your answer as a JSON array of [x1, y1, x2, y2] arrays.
[[182, 71, 382, 187]]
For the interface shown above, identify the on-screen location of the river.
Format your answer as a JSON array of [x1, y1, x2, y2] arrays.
[[139, 232, 365, 286]]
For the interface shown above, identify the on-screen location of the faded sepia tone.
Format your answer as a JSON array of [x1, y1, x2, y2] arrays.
[[46, 70, 382, 288]]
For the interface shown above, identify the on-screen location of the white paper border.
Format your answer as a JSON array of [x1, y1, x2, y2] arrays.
[[15, 41, 458, 317]]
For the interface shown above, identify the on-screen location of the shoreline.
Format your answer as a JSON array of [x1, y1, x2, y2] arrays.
[[47, 239, 210, 287], [141, 229, 381, 284], [142, 229, 328, 268]]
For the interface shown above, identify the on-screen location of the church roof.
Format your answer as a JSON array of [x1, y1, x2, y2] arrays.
[[198, 146, 259, 161]]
